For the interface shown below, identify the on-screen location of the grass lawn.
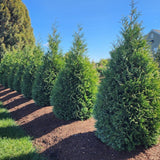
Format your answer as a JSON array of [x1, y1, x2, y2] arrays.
[[0, 101, 45, 160]]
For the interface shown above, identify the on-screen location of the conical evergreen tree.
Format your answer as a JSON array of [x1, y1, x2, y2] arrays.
[[13, 47, 34, 93], [50, 27, 99, 120], [94, 3, 160, 151], [0, 0, 35, 58], [154, 45, 160, 67], [21, 45, 43, 99], [32, 27, 64, 106]]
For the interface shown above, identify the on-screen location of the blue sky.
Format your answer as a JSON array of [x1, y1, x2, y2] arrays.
[[22, 0, 160, 62]]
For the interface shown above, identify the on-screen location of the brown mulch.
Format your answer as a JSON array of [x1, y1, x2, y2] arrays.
[[0, 85, 160, 160]]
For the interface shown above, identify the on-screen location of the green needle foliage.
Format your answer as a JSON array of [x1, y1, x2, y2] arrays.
[[32, 27, 64, 106], [94, 4, 160, 151], [154, 45, 160, 67], [51, 27, 99, 120], [0, 0, 35, 59], [0, 50, 18, 88], [13, 47, 34, 93], [21, 45, 43, 99], [8, 65, 17, 90]]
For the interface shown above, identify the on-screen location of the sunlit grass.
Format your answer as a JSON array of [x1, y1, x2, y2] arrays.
[[0, 101, 45, 160]]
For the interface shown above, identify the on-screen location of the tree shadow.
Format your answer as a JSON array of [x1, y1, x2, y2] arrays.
[[10, 103, 39, 121], [5, 96, 29, 110], [0, 88, 12, 97], [42, 132, 147, 160], [1, 92, 20, 102], [0, 111, 11, 120], [21, 112, 74, 139], [0, 126, 27, 139], [2, 152, 45, 160]]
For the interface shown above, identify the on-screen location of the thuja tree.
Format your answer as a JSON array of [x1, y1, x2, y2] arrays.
[[94, 4, 160, 151], [13, 47, 33, 93], [0, 0, 35, 59], [21, 45, 43, 99], [154, 45, 160, 67], [50, 27, 99, 120], [0, 51, 12, 87], [32, 27, 64, 106], [0, 50, 18, 87], [8, 65, 17, 90]]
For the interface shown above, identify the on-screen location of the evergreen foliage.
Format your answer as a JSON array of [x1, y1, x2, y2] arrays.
[[0, 0, 35, 59], [13, 47, 34, 93], [13, 66, 23, 93], [0, 50, 18, 87], [154, 45, 160, 67], [32, 27, 64, 106], [96, 59, 110, 78], [50, 27, 99, 120], [8, 65, 17, 90], [21, 45, 43, 99], [94, 4, 160, 151]]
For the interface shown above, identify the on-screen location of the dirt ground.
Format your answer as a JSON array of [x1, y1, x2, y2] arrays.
[[0, 85, 160, 160]]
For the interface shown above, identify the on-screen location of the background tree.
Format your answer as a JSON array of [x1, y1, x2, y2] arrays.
[[96, 58, 110, 78], [21, 44, 43, 99], [94, 3, 160, 151], [50, 27, 99, 120], [0, 0, 35, 59], [32, 27, 64, 106], [154, 45, 160, 67], [13, 47, 34, 93]]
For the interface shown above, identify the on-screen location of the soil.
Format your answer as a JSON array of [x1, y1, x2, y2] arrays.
[[0, 85, 160, 160]]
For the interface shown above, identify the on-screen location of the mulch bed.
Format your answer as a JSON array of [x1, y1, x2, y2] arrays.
[[0, 85, 160, 160]]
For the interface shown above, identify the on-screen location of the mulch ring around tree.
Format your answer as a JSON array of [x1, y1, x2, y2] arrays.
[[0, 84, 160, 160]]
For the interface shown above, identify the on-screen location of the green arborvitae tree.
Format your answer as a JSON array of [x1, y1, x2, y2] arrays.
[[21, 45, 43, 99], [50, 27, 99, 120], [0, 50, 17, 87], [32, 27, 64, 106], [96, 58, 110, 78], [8, 65, 17, 90], [94, 4, 160, 151], [154, 45, 160, 67], [13, 47, 34, 93], [0, 0, 35, 58]]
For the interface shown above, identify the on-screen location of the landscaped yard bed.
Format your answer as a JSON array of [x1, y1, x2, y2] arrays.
[[0, 85, 160, 160]]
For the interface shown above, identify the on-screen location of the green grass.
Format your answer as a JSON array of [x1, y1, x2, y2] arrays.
[[0, 101, 45, 160]]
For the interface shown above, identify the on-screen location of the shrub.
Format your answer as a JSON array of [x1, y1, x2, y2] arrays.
[[94, 4, 160, 151], [96, 59, 110, 78], [8, 65, 17, 90], [32, 27, 64, 106], [50, 27, 99, 120], [13, 47, 34, 93], [21, 45, 43, 99], [0, 51, 17, 87], [13, 66, 24, 93]]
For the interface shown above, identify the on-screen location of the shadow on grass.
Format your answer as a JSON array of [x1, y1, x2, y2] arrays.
[[0, 126, 27, 139], [42, 132, 147, 160], [0, 111, 11, 120], [0, 106, 26, 139], [21, 112, 74, 139], [3, 152, 46, 160]]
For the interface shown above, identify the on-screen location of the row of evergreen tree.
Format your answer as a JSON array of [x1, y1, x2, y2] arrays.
[[0, 0, 160, 153], [0, 26, 99, 121]]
